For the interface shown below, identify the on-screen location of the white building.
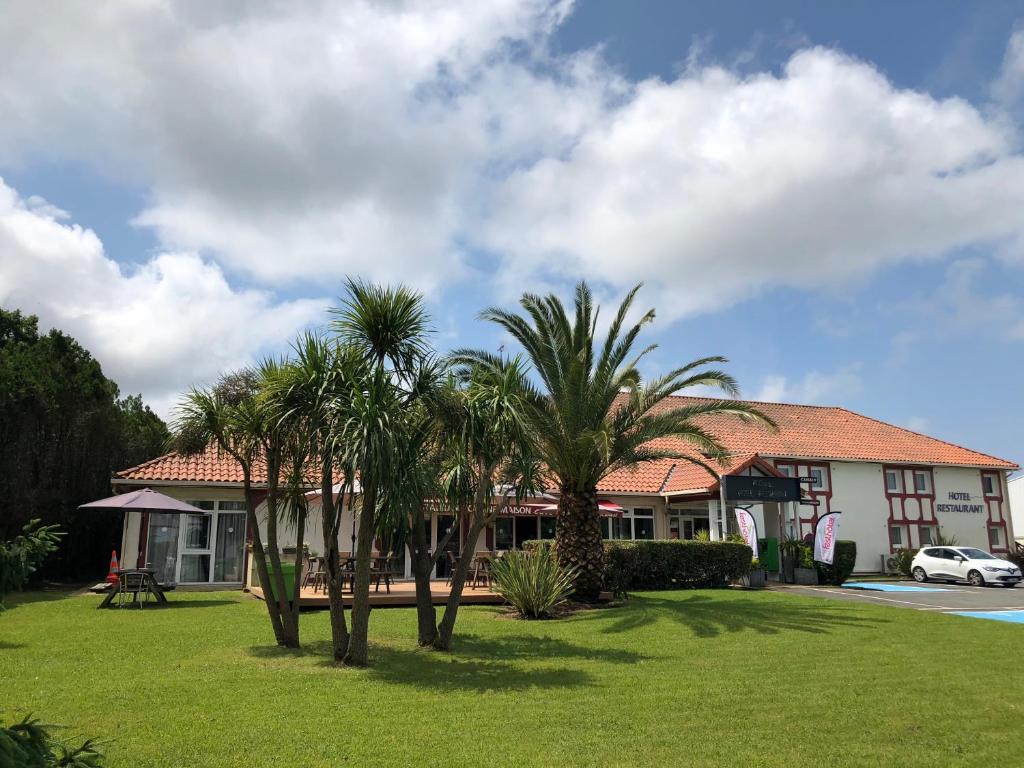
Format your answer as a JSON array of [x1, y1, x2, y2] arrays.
[[112, 397, 1017, 584]]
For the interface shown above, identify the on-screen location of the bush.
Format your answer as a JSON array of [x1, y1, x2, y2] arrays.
[[815, 540, 857, 585], [1, 714, 105, 766], [602, 540, 752, 596], [490, 549, 577, 618], [0, 520, 62, 609], [890, 548, 918, 577], [520, 539, 555, 555]]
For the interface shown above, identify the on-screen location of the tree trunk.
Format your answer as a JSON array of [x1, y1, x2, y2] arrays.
[[244, 475, 286, 645], [288, 508, 306, 643], [434, 514, 486, 651], [263, 448, 299, 648], [555, 487, 604, 602], [407, 506, 437, 646], [321, 470, 349, 661], [344, 482, 377, 667]]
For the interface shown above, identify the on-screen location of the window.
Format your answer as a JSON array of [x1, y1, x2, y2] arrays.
[[776, 463, 793, 477], [633, 508, 655, 540], [186, 499, 216, 510], [889, 526, 903, 547], [982, 475, 997, 496], [219, 500, 247, 511], [494, 518, 513, 551], [885, 470, 902, 493], [539, 516, 557, 540], [988, 527, 1003, 548], [921, 548, 939, 558], [919, 527, 935, 546], [913, 471, 931, 493]]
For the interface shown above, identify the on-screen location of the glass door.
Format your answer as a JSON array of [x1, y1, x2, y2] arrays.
[[146, 513, 180, 583], [213, 512, 247, 582], [435, 515, 458, 578], [179, 513, 213, 583]]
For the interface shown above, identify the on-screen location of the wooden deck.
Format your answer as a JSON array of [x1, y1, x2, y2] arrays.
[[249, 579, 506, 608]]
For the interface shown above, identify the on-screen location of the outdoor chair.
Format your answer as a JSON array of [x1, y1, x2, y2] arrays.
[[445, 550, 460, 585], [303, 556, 328, 594], [117, 571, 150, 608], [469, 555, 492, 589], [371, 556, 400, 594]]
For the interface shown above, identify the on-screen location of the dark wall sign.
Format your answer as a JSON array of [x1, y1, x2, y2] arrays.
[[722, 475, 801, 503]]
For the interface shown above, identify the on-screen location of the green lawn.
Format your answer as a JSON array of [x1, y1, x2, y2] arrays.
[[1, 589, 1021, 767]]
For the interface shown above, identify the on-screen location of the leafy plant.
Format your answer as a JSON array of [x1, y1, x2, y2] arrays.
[[490, 550, 577, 619], [935, 532, 959, 546], [750, 557, 761, 570], [0, 521, 62, 609], [0, 714, 105, 766], [815, 541, 858, 585], [693, 529, 712, 542], [888, 548, 918, 577]]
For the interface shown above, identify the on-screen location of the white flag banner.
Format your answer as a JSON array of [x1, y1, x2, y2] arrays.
[[814, 512, 841, 564], [734, 508, 758, 559]]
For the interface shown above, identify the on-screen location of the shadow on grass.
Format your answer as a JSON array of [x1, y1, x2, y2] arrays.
[[96, 598, 237, 610], [3, 590, 75, 610], [246, 632, 636, 692], [0, 641, 27, 650], [578, 593, 887, 638]]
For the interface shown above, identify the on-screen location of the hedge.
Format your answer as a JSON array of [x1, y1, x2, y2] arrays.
[[603, 540, 752, 595], [814, 540, 857, 585]]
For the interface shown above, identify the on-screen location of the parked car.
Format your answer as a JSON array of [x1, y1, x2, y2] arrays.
[[911, 547, 1021, 587]]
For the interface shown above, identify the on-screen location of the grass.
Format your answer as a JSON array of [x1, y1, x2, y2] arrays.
[[1, 588, 1022, 768]]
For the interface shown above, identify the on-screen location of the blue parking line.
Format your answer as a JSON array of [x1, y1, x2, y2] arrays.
[[954, 610, 1024, 624], [842, 582, 949, 592]]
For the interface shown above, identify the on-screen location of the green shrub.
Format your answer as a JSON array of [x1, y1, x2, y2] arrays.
[[815, 540, 857, 585], [1, 714, 105, 766], [602, 540, 752, 596], [890, 548, 918, 577], [520, 539, 555, 555], [490, 550, 577, 619], [1, 520, 62, 609]]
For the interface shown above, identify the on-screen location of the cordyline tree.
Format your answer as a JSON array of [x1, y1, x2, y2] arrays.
[[173, 365, 310, 648], [429, 356, 541, 650], [455, 282, 774, 601], [329, 279, 435, 667]]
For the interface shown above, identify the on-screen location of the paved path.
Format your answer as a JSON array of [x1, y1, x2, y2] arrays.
[[770, 581, 1024, 614]]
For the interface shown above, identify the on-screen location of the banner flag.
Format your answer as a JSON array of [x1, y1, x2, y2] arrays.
[[733, 508, 758, 559], [813, 512, 841, 564]]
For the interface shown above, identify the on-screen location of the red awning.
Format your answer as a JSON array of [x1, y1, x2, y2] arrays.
[[518, 499, 625, 518]]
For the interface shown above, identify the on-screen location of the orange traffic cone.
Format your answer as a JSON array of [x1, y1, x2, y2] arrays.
[[106, 550, 120, 585]]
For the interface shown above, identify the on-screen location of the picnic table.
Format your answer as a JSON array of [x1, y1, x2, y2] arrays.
[[98, 568, 170, 608]]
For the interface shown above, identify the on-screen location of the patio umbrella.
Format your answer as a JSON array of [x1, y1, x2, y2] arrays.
[[78, 487, 207, 515]]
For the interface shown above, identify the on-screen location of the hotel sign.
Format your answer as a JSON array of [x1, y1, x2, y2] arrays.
[[936, 491, 984, 514], [722, 476, 801, 503]]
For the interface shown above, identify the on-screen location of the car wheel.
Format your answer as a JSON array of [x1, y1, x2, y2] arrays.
[[967, 570, 985, 587], [912, 567, 928, 583], [1004, 583, 1017, 589]]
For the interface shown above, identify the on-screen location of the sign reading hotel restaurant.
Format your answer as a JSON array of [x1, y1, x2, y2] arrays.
[[936, 491, 984, 514], [722, 476, 801, 503]]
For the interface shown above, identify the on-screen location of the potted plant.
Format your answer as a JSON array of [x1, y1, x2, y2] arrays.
[[794, 545, 819, 585], [741, 557, 767, 588]]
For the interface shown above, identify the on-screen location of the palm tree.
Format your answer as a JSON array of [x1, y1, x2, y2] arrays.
[[454, 282, 774, 601], [431, 356, 540, 650], [172, 368, 307, 647], [329, 279, 433, 667]]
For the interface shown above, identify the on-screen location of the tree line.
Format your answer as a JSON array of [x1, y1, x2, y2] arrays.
[[173, 279, 769, 665], [0, 309, 169, 580]]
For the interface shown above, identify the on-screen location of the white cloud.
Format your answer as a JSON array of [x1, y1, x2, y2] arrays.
[[753, 365, 863, 405], [1, 1, 1024, 349], [0, 178, 327, 417], [483, 45, 1024, 319]]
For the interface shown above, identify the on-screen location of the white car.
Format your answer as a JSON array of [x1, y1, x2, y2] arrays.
[[911, 547, 1021, 587]]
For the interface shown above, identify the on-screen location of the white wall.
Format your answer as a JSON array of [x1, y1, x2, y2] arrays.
[[1008, 474, 1024, 545]]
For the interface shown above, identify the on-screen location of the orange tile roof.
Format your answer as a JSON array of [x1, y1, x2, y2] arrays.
[[116, 443, 264, 484], [596, 396, 1016, 495], [118, 397, 1016, 492]]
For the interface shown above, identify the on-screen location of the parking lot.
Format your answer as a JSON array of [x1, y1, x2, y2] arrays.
[[774, 580, 1024, 621]]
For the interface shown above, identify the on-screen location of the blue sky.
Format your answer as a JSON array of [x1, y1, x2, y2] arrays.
[[2, 1, 1024, 467]]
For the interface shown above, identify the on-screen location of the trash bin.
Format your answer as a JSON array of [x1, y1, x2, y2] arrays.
[[263, 561, 297, 602]]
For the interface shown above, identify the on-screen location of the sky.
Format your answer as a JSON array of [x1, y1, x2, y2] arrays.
[[2, 0, 1024, 466]]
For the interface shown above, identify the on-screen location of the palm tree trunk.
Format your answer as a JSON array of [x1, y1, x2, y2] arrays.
[[264, 449, 299, 648], [434, 514, 486, 651], [407, 506, 437, 646], [320, 471, 349, 661], [344, 481, 377, 667], [555, 487, 604, 602], [243, 475, 286, 645]]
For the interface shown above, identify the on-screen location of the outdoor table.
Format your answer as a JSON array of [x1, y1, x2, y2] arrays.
[[98, 568, 169, 608], [469, 554, 493, 588]]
